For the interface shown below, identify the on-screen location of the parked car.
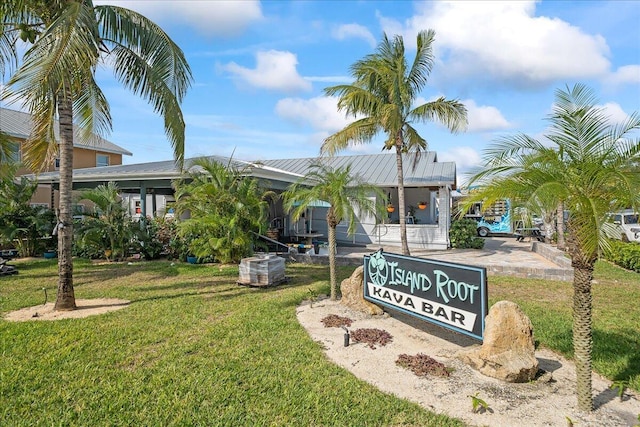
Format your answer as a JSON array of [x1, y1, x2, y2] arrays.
[[607, 209, 640, 242]]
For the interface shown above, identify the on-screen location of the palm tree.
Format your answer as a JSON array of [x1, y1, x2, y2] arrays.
[[0, 1, 192, 310], [322, 29, 467, 255], [173, 157, 273, 263], [464, 84, 640, 412], [76, 182, 132, 261], [283, 162, 384, 300], [0, 131, 21, 179]]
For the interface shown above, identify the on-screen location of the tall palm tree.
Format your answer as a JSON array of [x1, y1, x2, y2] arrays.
[[464, 84, 640, 412], [322, 29, 467, 255], [283, 162, 384, 300], [0, 1, 192, 310]]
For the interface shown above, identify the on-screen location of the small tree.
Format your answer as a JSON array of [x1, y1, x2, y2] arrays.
[[75, 182, 134, 261], [283, 162, 384, 300], [464, 84, 640, 411]]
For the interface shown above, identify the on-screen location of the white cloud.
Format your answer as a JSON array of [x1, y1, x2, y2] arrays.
[[438, 146, 483, 186], [463, 99, 511, 132], [598, 102, 632, 124], [222, 50, 312, 93], [332, 23, 377, 47], [380, 1, 611, 86], [606, 65, 640, 86], [95, 0, 263, 37], [275, 96, 351, 131]]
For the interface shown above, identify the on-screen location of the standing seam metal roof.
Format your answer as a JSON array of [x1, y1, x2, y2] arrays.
[[259, 152, 455, 188], [27, 152, 456, 189]]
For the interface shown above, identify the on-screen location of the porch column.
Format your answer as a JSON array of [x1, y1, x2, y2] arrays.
[[140, 184, 147, 219], [151, 190, 157, 218], [438, 186, 451, 245]]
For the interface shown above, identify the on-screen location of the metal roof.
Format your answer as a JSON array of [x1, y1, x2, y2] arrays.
[[260, 152, 456, 188], [29, 152, 455, 189], [0, 107, 133, 156]]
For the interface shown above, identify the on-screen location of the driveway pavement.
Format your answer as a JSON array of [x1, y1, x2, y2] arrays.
[[296, 236, 574, 282]]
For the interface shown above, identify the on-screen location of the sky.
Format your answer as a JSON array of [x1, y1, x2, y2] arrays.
[[5, 1, 640, 184]]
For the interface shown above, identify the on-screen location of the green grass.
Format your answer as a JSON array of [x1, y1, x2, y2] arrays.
[[1, 259, 463, 427], [488, 260, 640, 392], [2, 258, 639, 425]]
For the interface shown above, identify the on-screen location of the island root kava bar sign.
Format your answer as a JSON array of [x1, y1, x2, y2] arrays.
[[363, 250, 488, 341]]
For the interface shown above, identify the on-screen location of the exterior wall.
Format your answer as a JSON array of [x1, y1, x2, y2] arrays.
[[368, 224, 448, 250], [72, 147, 121, 168], [12, 138, 126, 209]]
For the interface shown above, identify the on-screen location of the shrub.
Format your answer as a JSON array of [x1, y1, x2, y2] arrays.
[[449, 219, 485, 249], [604, 240, 640, 273]]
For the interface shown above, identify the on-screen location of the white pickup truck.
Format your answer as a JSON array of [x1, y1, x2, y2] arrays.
[[610, 210, 640, 243]]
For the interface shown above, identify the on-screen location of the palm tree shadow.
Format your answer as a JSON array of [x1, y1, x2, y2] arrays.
[[592, 328, 640, 409]]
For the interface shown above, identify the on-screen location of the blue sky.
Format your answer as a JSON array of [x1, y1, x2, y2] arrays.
[[8, 1, 640, 184]]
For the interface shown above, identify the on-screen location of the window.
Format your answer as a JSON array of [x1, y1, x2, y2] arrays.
[[55, 158, 60, 169], [96, 154, 109, 167]]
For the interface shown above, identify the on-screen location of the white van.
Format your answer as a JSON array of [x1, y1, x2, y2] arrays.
[[609, 210, 640, 242]]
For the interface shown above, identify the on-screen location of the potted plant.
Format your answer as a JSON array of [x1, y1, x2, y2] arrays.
[[386, 204, 395, 213], [43, 249, 57, 259], [418, 201, 427, 210]]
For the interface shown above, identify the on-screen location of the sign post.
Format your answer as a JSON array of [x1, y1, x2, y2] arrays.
[[363, 250, 488, 341]]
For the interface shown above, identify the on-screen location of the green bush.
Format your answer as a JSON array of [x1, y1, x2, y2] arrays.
[[604, 240, 640, 273], [449, 219, 485, 249]]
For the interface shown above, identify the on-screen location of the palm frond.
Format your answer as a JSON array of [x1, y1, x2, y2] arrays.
[[96, 5, 192, 168]]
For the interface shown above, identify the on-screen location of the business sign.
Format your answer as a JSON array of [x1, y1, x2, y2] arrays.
[[363, 250, 488, 341]]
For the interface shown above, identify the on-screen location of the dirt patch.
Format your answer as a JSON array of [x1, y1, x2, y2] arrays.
[[297, 298, 640, 427], [4, 298, 130, 322]]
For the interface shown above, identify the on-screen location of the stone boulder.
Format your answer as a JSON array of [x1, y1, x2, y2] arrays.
[[459, 300, 538, 382], [340, 265, 384, 315]]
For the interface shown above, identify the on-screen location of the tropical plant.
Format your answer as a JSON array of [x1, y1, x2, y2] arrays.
[[322, 29, 467, 255], [0, 0, 191, 310], [173, 157, 273, 264], [129, 217, 168, 260], [283, 162, 384, 300], [449, 219, 484, 249], [0, 172, 55, 256], [463, 84, 640, 411], [75, 182, 135, 261]]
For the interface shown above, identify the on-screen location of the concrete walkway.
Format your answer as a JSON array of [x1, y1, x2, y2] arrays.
[[293, 236, 574, 282]]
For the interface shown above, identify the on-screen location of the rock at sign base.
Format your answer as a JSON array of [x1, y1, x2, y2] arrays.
[[340, 265, 384, 315], [458, 300, 538, 383]]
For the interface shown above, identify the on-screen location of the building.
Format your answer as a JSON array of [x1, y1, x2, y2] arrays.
[[32, 152, 457, 250], [0, 107, 132, 209]]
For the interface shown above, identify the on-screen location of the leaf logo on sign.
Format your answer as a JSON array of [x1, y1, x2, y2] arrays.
[[368, 249, 388, 287]]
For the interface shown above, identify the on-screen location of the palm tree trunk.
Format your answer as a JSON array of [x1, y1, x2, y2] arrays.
[[328, 223, 338, 301], [557, 201, 565, 250], [53, 93, 76, 311], [395, 145, 410, 255], [572, 262, 594, 412]]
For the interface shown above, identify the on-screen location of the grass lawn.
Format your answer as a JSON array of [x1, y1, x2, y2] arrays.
[[1, 259, 462, 427], [1, 258, 639, 426], [488, 261, 640, 392]]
